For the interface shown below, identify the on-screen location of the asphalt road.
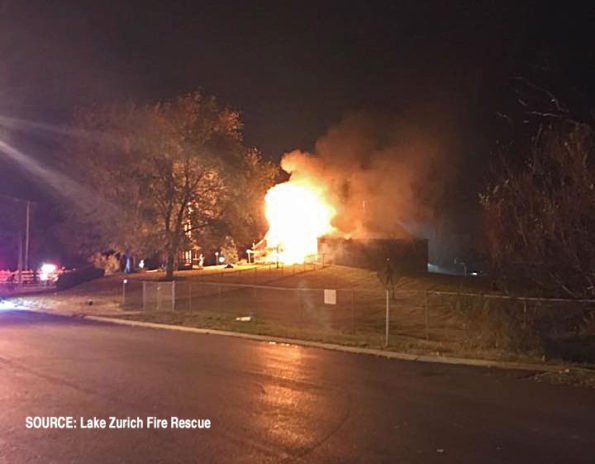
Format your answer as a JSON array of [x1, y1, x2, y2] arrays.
[[0, 310, 594, 463]]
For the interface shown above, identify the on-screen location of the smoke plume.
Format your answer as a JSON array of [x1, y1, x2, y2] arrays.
[[280, 111, 459, 240]]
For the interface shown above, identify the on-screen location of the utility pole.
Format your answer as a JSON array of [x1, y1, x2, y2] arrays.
[[385, 289, 390, 347], [0, 194, 34, 274], [24, 201, 31, 270], [17, 230, 23, 285]]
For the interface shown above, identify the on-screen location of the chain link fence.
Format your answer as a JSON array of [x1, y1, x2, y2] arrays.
[[192, 262, 322, 284], [121, 272, 595, 359], [423, 291, 595, 357]]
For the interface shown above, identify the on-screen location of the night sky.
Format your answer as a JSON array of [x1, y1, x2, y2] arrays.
[[0, 1, 594, 202]]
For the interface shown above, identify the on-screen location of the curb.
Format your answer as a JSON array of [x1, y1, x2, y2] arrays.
[[83, 314, 566, 373]]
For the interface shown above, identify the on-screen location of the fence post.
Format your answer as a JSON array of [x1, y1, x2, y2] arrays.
[[171, 281, 176, 312], [156, 283, 161, 311], [385, 289, 390, 347], [142, 281, 146, 311], [424, 290, 429, 340], [351, 289, 355, 334], [188, 281, 192, 311], [122, 279, 127, 308]]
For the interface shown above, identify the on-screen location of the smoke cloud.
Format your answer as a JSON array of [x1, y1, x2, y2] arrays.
[[280, 111, 459, 241]]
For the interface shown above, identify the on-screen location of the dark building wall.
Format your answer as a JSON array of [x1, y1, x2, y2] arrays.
[[318, 237, 428, 273]]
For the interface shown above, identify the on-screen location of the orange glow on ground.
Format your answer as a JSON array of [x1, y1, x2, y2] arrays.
[[264, 182, 335, 264]]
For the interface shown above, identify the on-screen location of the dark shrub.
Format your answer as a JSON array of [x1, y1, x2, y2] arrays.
[[449, 295, 593, 357], [56, 266, 105, 290]]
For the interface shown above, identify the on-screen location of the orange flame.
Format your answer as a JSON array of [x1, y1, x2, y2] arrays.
[[264, 181, 335, 264]]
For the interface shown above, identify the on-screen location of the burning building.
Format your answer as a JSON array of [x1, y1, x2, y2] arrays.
[[258, 120, 438, 271], [259, 174, 428, 272], [260, 177, 334, 264], [318, 233, 428, 273]]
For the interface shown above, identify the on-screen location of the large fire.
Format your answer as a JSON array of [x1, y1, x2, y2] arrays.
[[264, 182, 335, 264]]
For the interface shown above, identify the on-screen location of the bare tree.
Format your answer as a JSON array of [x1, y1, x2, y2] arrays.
[[480, 122, 595, 298]]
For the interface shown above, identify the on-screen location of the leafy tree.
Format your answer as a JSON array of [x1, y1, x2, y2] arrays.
[[64, 92, 245, 279], [60, 102, 157, 260], [220, 236, 239, 264], [219, 148, 278, 248]]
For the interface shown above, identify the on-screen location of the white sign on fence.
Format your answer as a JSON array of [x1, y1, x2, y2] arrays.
[[324, 289, 337, 305]]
